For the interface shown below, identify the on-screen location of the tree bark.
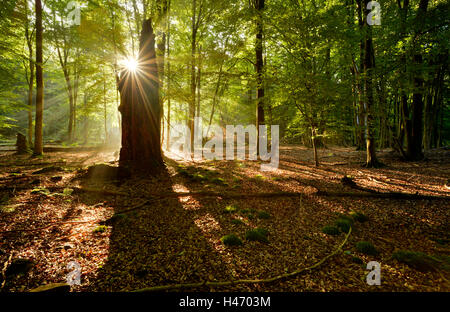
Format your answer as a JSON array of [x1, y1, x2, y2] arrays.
[[118, 19, 163, 174], [253, 0, 265, 155], [34, 0, 44, 156], [24, 0, 34, 146], [407, 0, 429, 160], [362, 0, 378, 167]]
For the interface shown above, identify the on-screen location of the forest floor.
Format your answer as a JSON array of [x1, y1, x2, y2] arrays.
[[0, 145, 449, 292]]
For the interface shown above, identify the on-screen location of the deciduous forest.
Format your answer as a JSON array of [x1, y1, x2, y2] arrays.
[[0, 0, 449, 293]]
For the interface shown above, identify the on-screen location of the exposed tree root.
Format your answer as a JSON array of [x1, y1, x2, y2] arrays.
[[132, 228, 351, 292]]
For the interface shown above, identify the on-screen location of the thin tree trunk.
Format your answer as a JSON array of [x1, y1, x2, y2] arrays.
[[362, 0, 378, 167], [189, 0, 198, 153], [166, 0, 171, 150], [253, 0, 265, 155], [24, 0, 34, 146], [34, 0, 43, 156]]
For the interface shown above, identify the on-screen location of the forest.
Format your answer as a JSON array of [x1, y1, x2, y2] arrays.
[[0, 0, 449, 294]]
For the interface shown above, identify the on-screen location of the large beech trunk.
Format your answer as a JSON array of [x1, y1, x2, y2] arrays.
[[118, 19, 163, 174]]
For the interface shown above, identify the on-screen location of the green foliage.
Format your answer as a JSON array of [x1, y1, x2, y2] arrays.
[[62, 188, 74, 196], [231, 219, 244, 225], [30, 188, 50, 196], [93, 225, 108, 233], [335, 218, 352, 233], [211, 177, 227, 185], [221, 234, 243, 246], [322, 226, 340, 235], [355, 241, 378, 256], [257, 211, 271, 219], [350, 211, 369, 223], [245, 228, 269, 243], [223, 205, 238, 213]]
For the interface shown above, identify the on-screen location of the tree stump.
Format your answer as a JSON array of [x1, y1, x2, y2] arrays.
[[118, 19, 163, 175], [16, 133, 30, 154]]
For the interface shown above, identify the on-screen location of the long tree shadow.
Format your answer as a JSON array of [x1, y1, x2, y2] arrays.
[[80, 166, 238, 291]]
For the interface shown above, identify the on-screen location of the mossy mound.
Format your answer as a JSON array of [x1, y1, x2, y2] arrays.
[[245, 228, 269, 243], [335, 218, 352, 233], [355, 241, 378, 256], [257, 211, 271, 219], [350, 211, 369, 222], [322, 225, 340, 235], [221, 234, 243, 246]]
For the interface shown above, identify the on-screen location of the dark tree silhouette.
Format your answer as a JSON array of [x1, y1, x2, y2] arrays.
[[118, 19, 163, 174]]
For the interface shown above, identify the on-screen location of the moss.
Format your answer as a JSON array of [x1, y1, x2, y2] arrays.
[[350, 211, 369, 222], [322, 225, 340, 235], [211, 177, 226, 185], [335, 218, 352, 233], [221, 234, 243, 246], [245, 228, 269, 243], [223, 205, 238, 213], [392, 250, 441, 272], [257, 211, 271, 219], [355, 241, 378, 256], [93, 225, 108, 233], [31, 188, 50, 196], [252, 174, 266, 181], [231, 219, 244, 225], [191, 173, 207, 182], [232, 177, 242, 183]]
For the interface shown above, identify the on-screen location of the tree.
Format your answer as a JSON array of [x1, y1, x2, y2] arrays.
[[23, 0, 35, 145], [250, 0, 265, 154], [118, 19, 163, 173], [33, 0, 44, 156], [361, 0, 379, 167]]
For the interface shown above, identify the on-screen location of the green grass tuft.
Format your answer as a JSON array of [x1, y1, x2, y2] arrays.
[[350, 211, 369, 222], [224, 205, 238, 213], [257, 211, 271, 219], [355, 241, 378, 256], [221, 234, 243, 246], [335, 218, 352, 233], [93, 225, 108, 233], [231, 219, 244, 225], [245, 228, 269, 243], [211, 177, 226, 185], [322, 225, 340, 235]]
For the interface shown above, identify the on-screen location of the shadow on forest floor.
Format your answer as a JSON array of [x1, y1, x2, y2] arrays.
[[0, 147, 449, 292]]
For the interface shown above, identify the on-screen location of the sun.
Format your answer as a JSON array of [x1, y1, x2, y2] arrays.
[[121, 57, 138, 72]]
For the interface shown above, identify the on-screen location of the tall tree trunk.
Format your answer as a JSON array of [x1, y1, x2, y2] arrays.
[[166, 0, 171, 150], [118, 19, 162, 174], [407, 0, 429, 160], [253, 0, 265, 155], [156, 0, 168, 147], [362, 0, 378, 167], [34, 0, 43, 156], [189, 0, 198, 153], [24, 0, 34, 145], [355, 0, 365, 150], [103, 71, 107, 144]]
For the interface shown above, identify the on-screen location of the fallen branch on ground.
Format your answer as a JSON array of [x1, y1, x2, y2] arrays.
[[132, 228, 351, 292]]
